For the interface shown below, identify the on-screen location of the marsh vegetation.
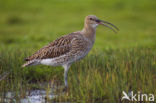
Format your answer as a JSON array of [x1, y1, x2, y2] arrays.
[[0, 0, 156, 102]]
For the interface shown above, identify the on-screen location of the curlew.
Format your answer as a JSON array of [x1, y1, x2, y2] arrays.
[[22, 15, 119, 87]]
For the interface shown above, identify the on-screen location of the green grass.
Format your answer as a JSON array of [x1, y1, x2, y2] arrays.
[[0, 48, 156, 102], [0, 0, 156, 102], [0, 0, 156, 49]]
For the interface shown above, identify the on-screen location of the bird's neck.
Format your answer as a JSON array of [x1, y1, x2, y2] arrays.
[[81, 23, 96, 43]]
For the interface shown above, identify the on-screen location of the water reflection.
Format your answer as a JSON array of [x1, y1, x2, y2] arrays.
[[4, 89, 56, 103]]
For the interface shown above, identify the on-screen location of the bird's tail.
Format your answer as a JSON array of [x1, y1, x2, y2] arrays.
[[22, 60, 40, 67]]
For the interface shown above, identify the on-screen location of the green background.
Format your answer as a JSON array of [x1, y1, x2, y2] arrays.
[[0, 0, 156, 50], [0, 0, 156, 102]]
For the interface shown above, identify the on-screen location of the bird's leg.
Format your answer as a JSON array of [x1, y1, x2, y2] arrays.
[[64, 70, 68, 87], [63, 64, 70, 87]]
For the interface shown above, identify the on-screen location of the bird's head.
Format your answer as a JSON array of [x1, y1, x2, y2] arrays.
[[85, 15, 119, 33]]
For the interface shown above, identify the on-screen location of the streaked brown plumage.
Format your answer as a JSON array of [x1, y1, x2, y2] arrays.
[[22, 15, 119, 87], [25, 34, 73, 61]]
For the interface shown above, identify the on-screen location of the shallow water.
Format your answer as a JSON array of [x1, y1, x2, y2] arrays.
[[0, 81, 65, 103], [3, 89, 56, 103]]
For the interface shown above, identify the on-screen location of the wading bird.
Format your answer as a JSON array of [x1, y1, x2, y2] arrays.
[[22, 15, 119, 87]]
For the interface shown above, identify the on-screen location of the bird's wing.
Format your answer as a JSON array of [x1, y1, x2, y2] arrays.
[[25, 33, 78, 61]]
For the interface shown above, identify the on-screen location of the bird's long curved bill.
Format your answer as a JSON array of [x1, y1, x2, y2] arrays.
[[98, 20, 119, 33]]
